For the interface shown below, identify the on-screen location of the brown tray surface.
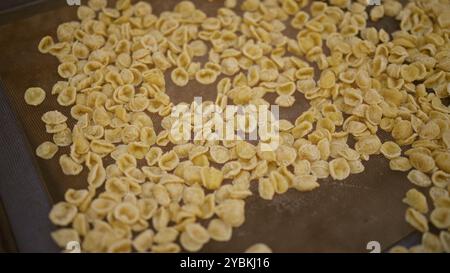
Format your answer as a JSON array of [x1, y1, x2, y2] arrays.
[[0, 0, 415, 252]]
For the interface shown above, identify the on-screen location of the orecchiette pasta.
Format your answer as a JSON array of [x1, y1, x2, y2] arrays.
[[36, 141, 58, 159], [24, 87, 46, 106], [245, 243, 272, 253]]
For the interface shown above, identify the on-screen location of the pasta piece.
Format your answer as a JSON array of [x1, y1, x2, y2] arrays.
[[329, 158, 350, 181], [222, 161, 242, 179], [440, 231, 450, 253], [215, 199, 245, 227], [158, 151, 179, 171], [380, 141, 401, 159], [180, 231, 203, 252], [154, 227, 179, 245], [145, 147, 163, 166], [431, 170, 450, 188], [407, 170, 432, 187], [114, 202, 140, 225], [57, 86, 77, 106], [435, 152, 450, 173], [292, 175, 319, 192], [185, 223, 210, 245], [51, 228, 80, 248], [405, 208, 429, 233], [24, 87, 46, 106], [132, 229, 154, 253], [58, 62, 77, 79], [209, 145, 230, 164], [430, 208, 450, 229], [389, 157, 412, 172], [421, 232, 443, 253], [171, 67, 189, 87], [151, 242, 180, 253], [36, 141, 58, 159], [318, 70, 336, 89], [402, 189, 429, 214], [245, 243, 272, 253], [49, 202, 77, 226], [59, 154, 83, 175], [242, 42, 263, 61], [275, 145, 297, 167], [258, 177, 275, 200], [409, 153, 435, 173], [207, 218, 232, 242], [200, 166, 223, 190], [107, 239, 132, 253], [183, 185, 205, 206], [195, 69, 218, 85], [42, 110, 67, 124]]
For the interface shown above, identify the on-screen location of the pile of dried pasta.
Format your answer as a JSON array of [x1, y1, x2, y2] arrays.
[[26, 0, 450, 253]]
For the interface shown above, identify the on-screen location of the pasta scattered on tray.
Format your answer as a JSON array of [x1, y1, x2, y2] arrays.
[[24, 0, 450, 253]]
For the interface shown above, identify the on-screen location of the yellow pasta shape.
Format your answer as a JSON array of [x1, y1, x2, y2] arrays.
[[42, 110, 67, 125], [222, 161, 242, 179], [209, 145, 230, 164], [90, 139, 115, 155], [430, 208, 450, 229], [49, 202, 78, 226], [355, 135, 381, 155], [116, 153, 137, 173], [158, 151, 179, 171], [215, 199, 245, 227], [389, 157, 412, 172], [408, 153, 435, 173], [195, 68, 218, 85], [36, 141, 58, 159], [64, 188, 89, 206], [431, 170, 450, 188], [87, 164, 106, 188], [380, 141, 402, 159], [407, 169, 432, 187], [275, 145, 297, 167], [57, 86, 77, 106], [51, 228, 80, 248], [433, 152, 450, 173], [200, 166, 223, 190], [107, 239, 132, 253], [90, 198, 116, 216], [180, 230, 203, 252], [258, 177, 275, 200], [58, 62, 77, 79], [221, 57, 240, 76], [145, 147, 163, 166], [171, 67, 189, 87], [154, 227, 179, 245], [440, 232, 450, 253], [59, 154, 83, 175], [242, 41, 263, 61], [132, 229, 154, 253], [207, 218, 232, 242], [114, 202, 140, 225], [298, 143, 320, 162], [24, 87, 46, 106], [183, 185, 205, 206], [235, 141, 256, 160], [405, 208, 429, 233], [292, 175, 319, 192], [269, 171, 289, 194], [245, 243, 272, 253], [403, 189, 429, 214], [329, 158, 350, 181]]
